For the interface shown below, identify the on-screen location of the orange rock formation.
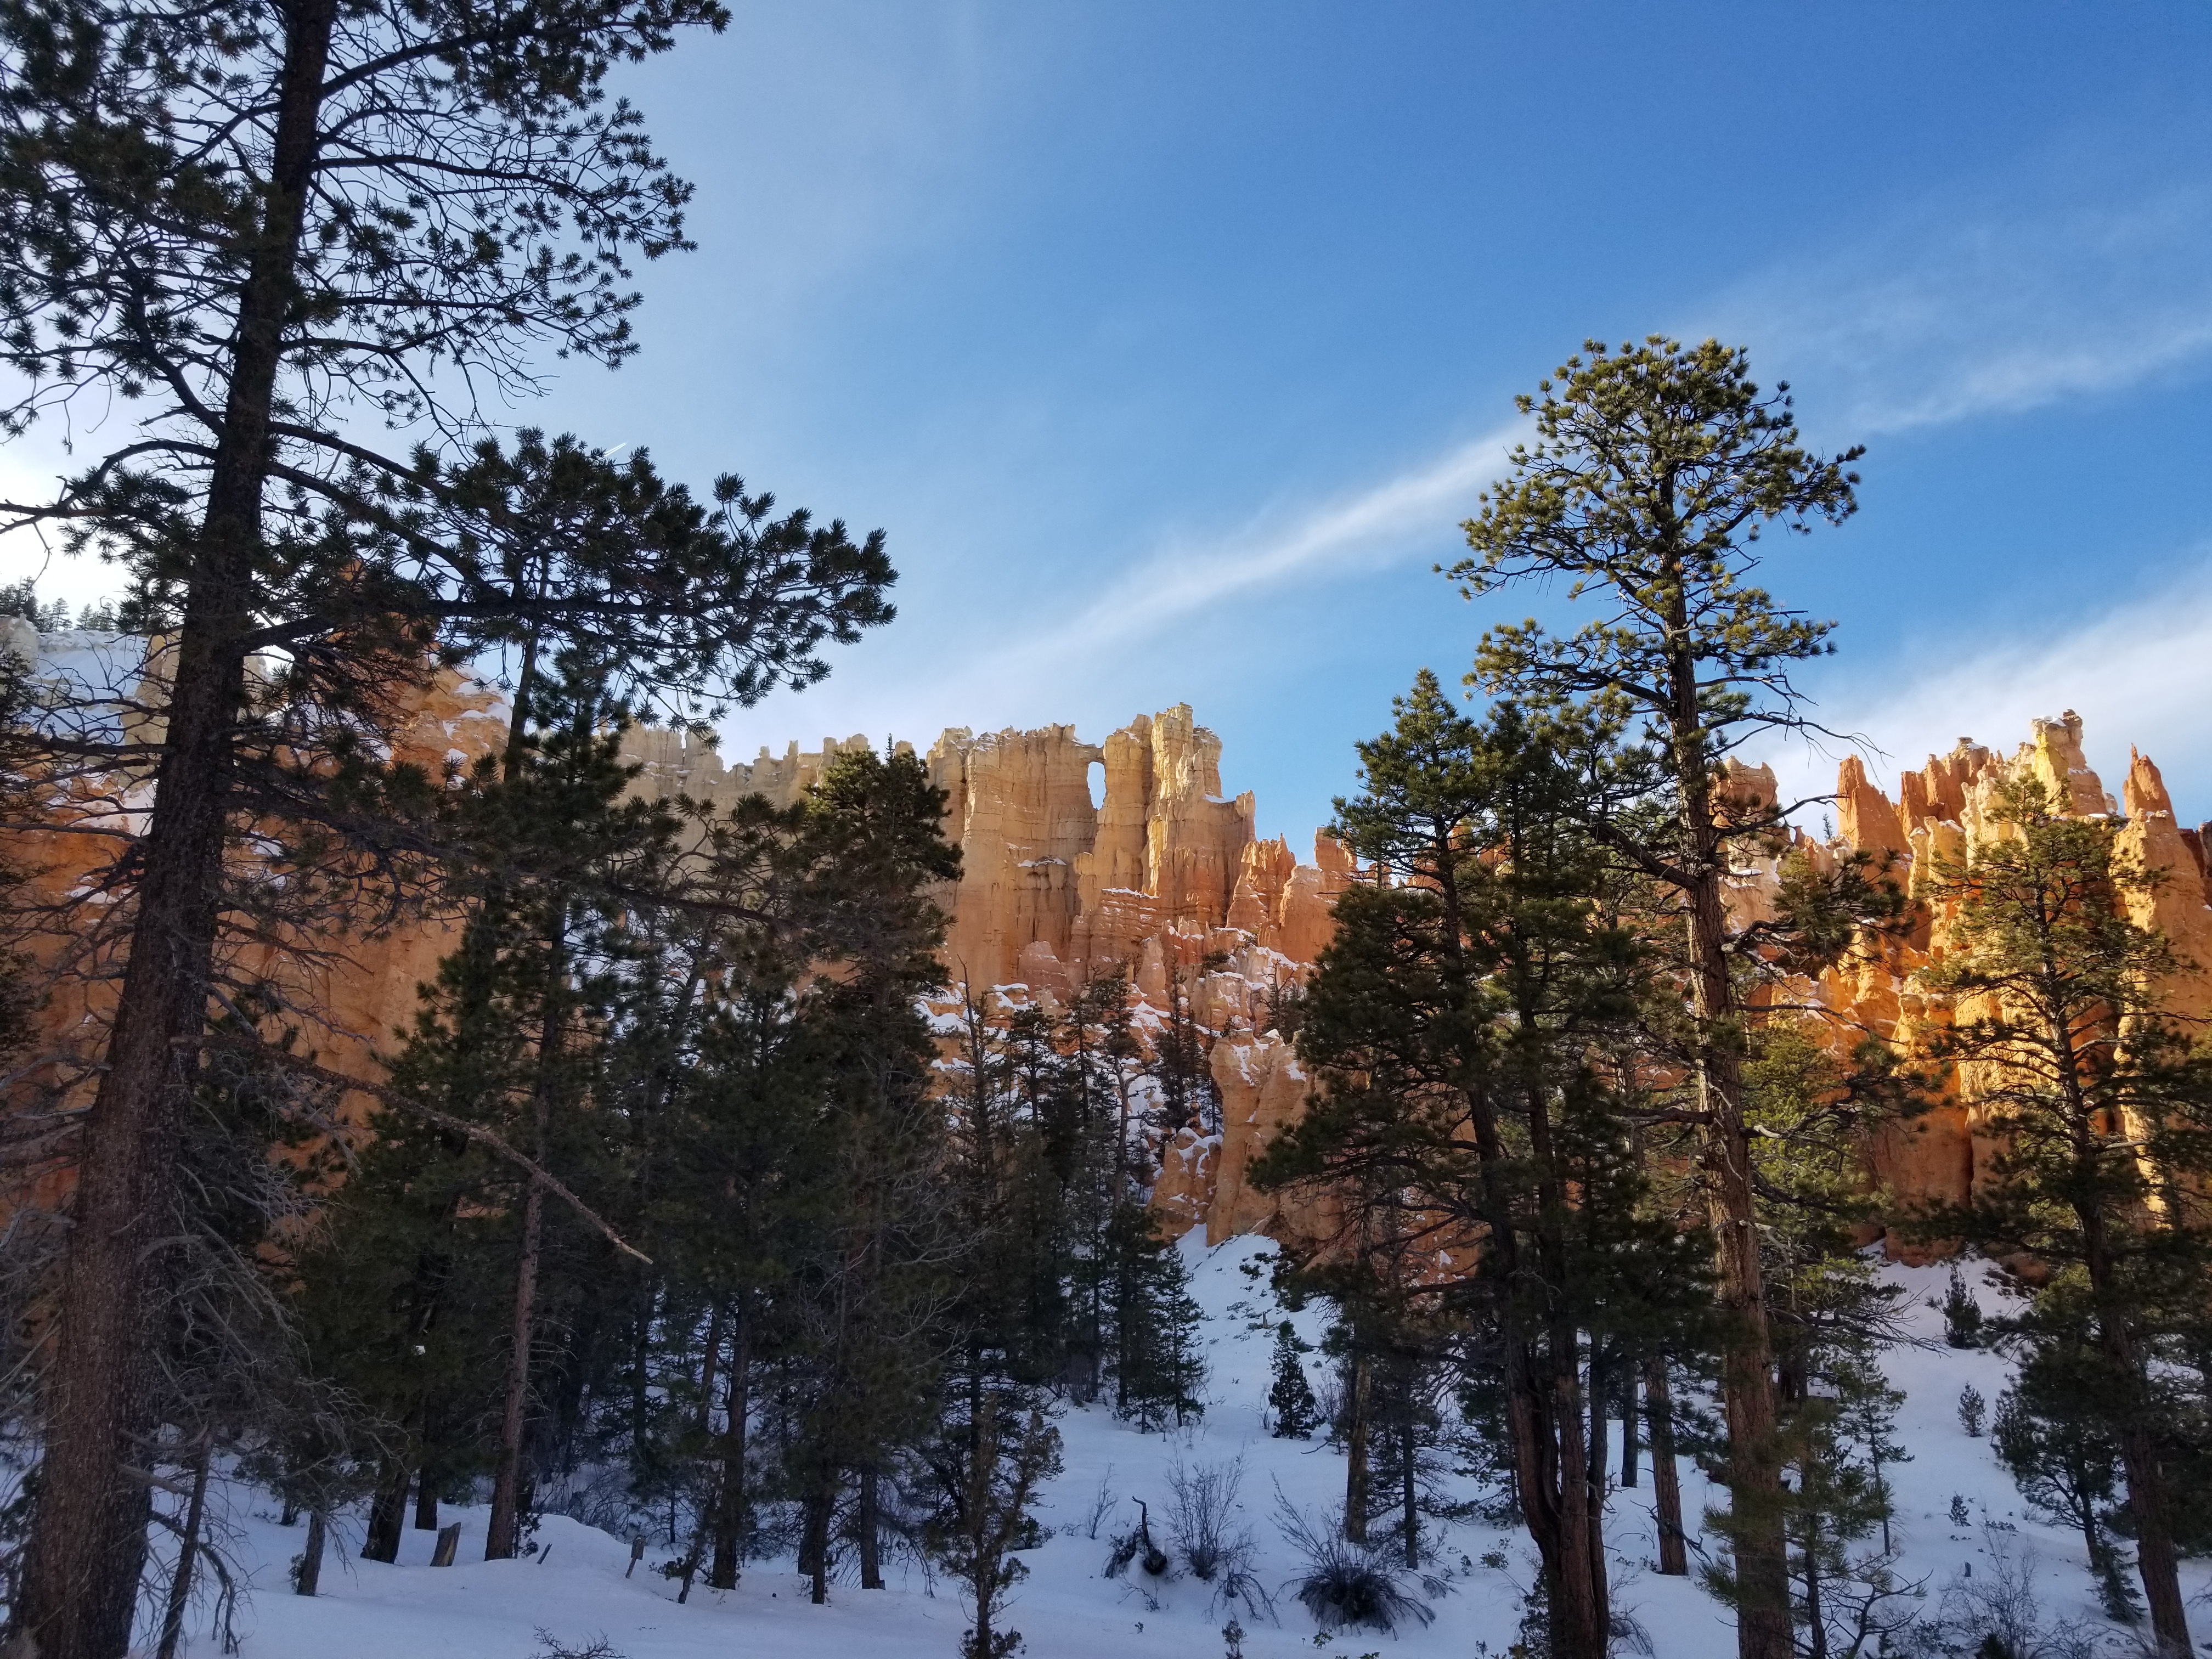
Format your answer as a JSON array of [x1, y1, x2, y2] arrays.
[[18, 626, 2210, 1264]]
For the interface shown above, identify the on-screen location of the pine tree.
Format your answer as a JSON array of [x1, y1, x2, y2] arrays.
[[1913, 772, 2212, 1653], [932, 1391, 1063, 1659], [0, 0, 896, 1633], [1254, 681, 1709, 1659], [1268, 1323, 1322, 1439], [1106, 1204, 1206, 1431], [1991, 1350, 2135, 1621], [1448, 338, 1865, 1659]]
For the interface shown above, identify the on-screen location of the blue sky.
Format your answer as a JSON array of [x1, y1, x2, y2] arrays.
[[13, 2, 2212, 843]]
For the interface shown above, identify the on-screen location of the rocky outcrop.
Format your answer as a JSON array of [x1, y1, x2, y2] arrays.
[[1818, 712, 2212, 1256], [31, 627, 2205, 1266]]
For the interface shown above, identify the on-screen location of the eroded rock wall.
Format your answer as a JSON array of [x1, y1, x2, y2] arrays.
[[1819, 711, 2212, 1255]]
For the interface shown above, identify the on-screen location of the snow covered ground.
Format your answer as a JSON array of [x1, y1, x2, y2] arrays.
[[151, 1234, 2208, 1658]]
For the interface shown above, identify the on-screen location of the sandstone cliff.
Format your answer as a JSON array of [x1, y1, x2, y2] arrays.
[[18, 627, 2212, 1265]]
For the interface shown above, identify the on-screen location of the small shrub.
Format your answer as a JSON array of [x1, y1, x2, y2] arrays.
[[1950, 1493, 1973, 1528], [1169, 1459, 1273, 1621], [1274, 1491, 1435, 1634], [1917, 1526, 2104, 1659], [1958, 1385, 1987, 1438], [1105, 1497, 1171, 1579], [1084, 1469, 1119, 1541], [533, 1632, 627, 1659]]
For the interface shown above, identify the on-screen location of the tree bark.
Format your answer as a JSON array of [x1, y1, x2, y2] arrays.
[[484, 1136, 545, 1560], [10, 5, 338, 1654], [1397, 1410, 1420, 1567], [487, 936, 564, 1561], [154, 1439, 212, 1659], [802, 1484, 833, 1604], [707, 1300, 750, 1590], [1685, 769, 1790, 1659], [362, 1459, 408, 1563], [1342, 1353, 1372, 1545], [2118, 1420, 2191, 1653], [296, 1510, 327, 1596], [414, 1468, 440, 1531], [1645, 1355, 1688, 1577], [857, 1464, 883, 1589], [1620, 1359, 1640, 1489]]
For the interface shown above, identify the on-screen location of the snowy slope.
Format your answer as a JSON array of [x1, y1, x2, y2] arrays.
[[154, 1237, 2207, 1659]]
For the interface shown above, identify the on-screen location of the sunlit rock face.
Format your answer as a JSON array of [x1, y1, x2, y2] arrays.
[[18, 632, 2209, 1262], [1812, 712, 2212, 1259]]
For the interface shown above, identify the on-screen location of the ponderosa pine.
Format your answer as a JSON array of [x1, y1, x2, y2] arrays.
[[1448, 338, 1864, 1659], [1914, 775, 2212, 1654]]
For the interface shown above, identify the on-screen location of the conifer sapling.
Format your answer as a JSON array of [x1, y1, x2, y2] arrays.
[[1269, 1323, 1322, 1440]]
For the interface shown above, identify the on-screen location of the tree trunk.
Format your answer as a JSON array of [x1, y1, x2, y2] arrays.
[[1803, 1507, 1828, 1659], [1662, 601, 1788, 1659], [1620, 1359, 1639, 1489], [1400, 1417, 1419, 1568], [484, 1147, 545, 1560], [695, 1301, 725, 1434], [1551, 1356, 1606, 1659], [155, 1439, 212, 1659], [487, 958, 562, 1561], [1584, 1344, 1610, 1634], [297, 1510, 327, 1597], [1587, 1343, 1609, 1513], [1343, 1353, 1372, 1545], [1646, 1355, 1688, 1577], [803, 1485, 833, 1605], [2117, 1423, 2192, 1654], [414, 1467, 440, 1531], [707, 1300, 750, 1590], [13, 5, 338, 1651], [857, 1464, 883, 1589], [1690, 862, 1790, 1658], [362, 1459, 408, 1562]]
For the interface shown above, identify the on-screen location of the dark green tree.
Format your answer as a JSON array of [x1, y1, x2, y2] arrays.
[[1912, 774, 2212, 1652], [1992, 1351, 2134, 1622], [0, 0, 899, 1639], [1268, 1323, 1322, 1440], [1255, 676, 1709, 1659], [1447, 337, 1865, 1659], [931, 1391, 1062, 1659], [1105, 1203, 1206, 1432]]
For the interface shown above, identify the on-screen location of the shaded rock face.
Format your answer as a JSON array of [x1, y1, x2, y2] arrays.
[[7, 633, 510, 1155]]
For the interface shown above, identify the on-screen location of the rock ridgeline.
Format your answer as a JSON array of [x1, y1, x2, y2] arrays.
[[15, 622, 2212, 1260], [625, 703, 1352, 1006], [622, 704, 1356, 1249], [1816, 711, 2212, 1256]]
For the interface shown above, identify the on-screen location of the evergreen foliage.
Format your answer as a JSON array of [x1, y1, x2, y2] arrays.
[[1267, 1324, 1322, 1440], [1911, 774, 2212, 1653], [1446, 337, 1871, 1659], [1252, 679, 1709, 1659]]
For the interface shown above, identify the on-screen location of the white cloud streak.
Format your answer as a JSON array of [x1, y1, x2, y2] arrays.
[[927, 420, 1525, 703], [1704, 185, 2212, 437], [1757, 562, 2212, 825]]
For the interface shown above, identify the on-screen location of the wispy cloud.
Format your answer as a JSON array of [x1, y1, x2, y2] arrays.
[[930, 420, 1525, 698], [1758, 561, 2212, 823], [1706, 185, 2212, 437]]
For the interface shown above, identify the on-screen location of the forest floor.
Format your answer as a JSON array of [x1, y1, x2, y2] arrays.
[[158, 1234, 2208, 1659]]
